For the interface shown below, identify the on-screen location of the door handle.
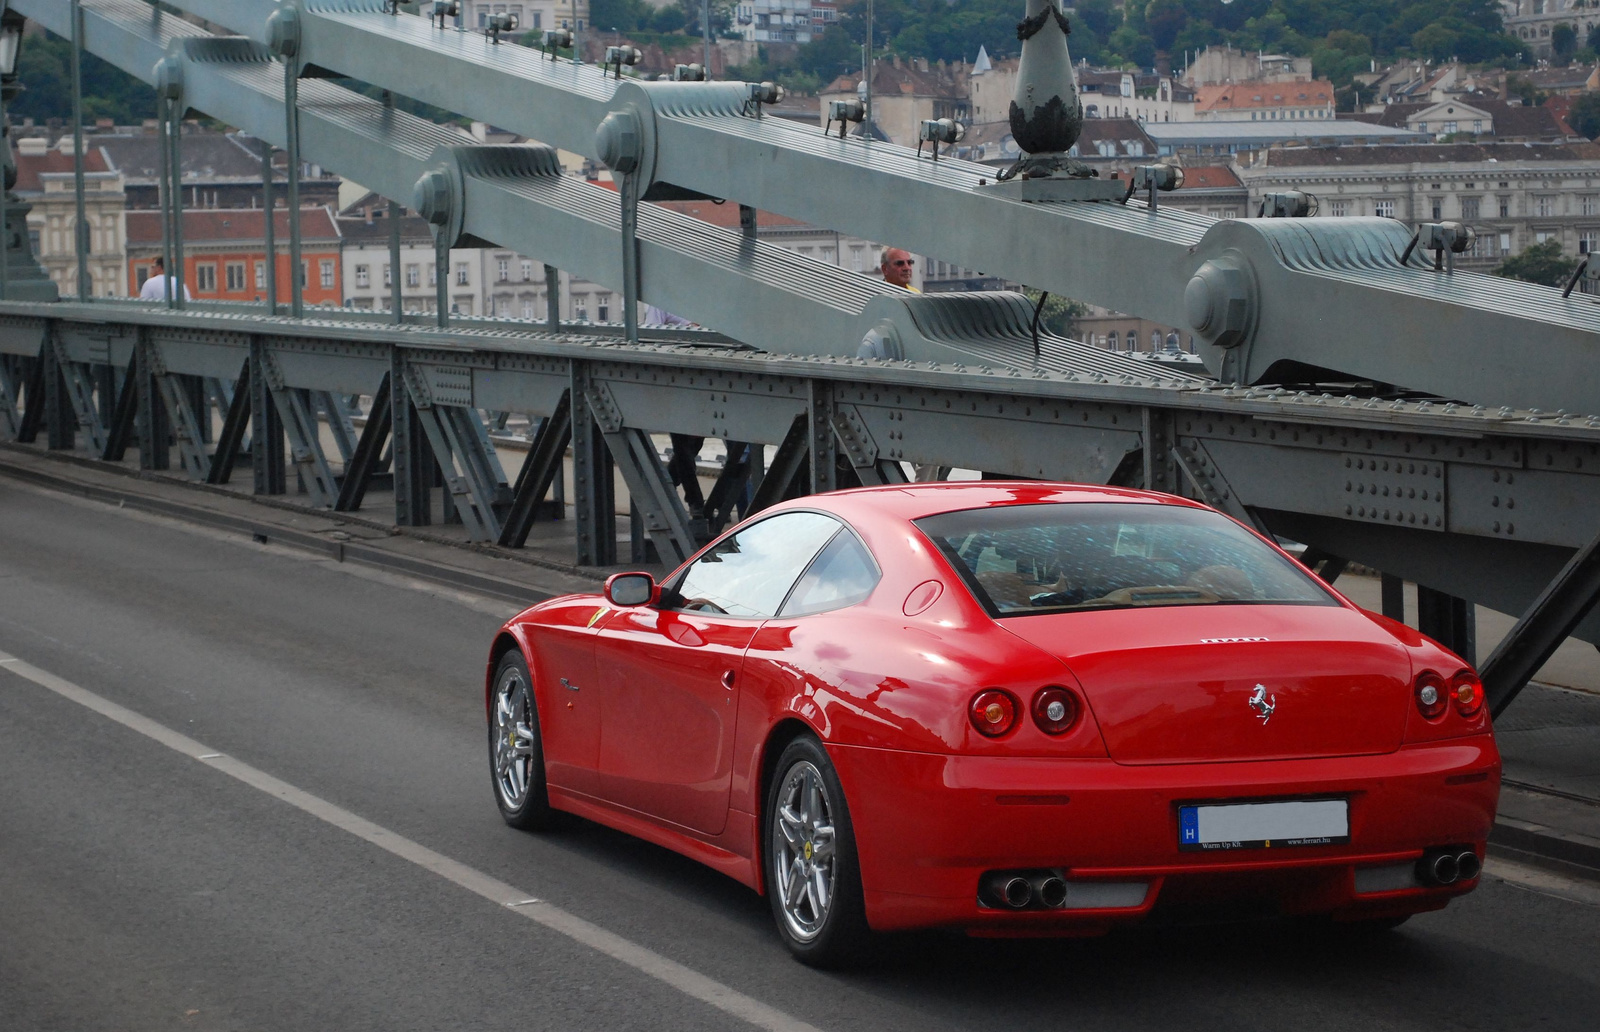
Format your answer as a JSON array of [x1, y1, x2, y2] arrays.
[[721, 669, 736, 691]]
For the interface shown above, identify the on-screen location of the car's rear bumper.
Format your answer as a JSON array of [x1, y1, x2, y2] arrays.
[[829, 735, 1500, 934]]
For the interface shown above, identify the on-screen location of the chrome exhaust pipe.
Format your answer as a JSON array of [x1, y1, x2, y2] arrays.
[[1455, 850, 1481, 881], [1033, 875, 1068, 909], [1002, 876, 1033, 909], [1424, 852, 1460, 885]]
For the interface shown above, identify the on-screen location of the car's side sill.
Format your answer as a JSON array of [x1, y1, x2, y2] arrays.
[[548, 786, 761, 892]]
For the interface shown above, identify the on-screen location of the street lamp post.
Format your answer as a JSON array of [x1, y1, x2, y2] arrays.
[[0, 9, 58, 302]]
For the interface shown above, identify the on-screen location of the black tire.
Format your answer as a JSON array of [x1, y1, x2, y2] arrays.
[[764, 735, 873, 967], [488, 650, 556, 831]]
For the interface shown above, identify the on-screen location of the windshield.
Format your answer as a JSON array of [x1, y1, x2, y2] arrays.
[[915, 502, 1337, 617]]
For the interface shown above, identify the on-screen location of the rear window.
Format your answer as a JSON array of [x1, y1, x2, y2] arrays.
[[915, 502, 1336, 617]]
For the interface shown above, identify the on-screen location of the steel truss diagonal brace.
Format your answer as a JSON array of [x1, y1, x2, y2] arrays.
[[49, 331, 108, 456], [256, 347, 338, 507], [142, 339, 211, 481], [1481, 522, 1600, 715], [0, 355, 21, 439], [1172, 439, 1269, 536], [583, 382, 697, 567], [395, 356, 509, 542]]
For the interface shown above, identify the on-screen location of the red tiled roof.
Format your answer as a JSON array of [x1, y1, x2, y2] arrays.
[[1195, 80, 1334, 112], [1177, 165, 1242, 189], [126, 207, 340, 245], [11, 145, 112, 193], [648, 199, 806, 229]]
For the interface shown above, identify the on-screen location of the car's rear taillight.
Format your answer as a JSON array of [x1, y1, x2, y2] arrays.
[[1415, 670, 1448, 720], [1451, 670, 1484, 717], [1031, 686, 1080, 735], [969, 689, 1019, 737]]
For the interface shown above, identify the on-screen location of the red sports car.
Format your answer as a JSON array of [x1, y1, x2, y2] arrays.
[[485, 483, 1499, 965]]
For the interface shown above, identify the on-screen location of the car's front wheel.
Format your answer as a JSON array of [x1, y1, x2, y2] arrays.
[[488, 650, 555, 830], [765, 735, 871, 966]]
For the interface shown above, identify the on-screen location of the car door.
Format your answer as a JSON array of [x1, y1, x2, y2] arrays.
[[593, 511, 846, 836], [522, 597, 608, 795]]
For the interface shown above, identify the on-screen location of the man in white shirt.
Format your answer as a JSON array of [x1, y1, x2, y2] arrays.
[[138, 256, 192, 302]]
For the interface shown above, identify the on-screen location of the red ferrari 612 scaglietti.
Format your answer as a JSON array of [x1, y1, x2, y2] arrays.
[[484, 483, 1499, 965]]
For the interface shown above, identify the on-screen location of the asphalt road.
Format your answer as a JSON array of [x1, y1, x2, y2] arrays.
[[2, 479, 1597, 1032]]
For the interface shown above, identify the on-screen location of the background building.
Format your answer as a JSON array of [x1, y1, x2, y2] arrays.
[[11, 136, 126, 298], [1238, 141, 1600, 268], [127, 208, 343, 306]]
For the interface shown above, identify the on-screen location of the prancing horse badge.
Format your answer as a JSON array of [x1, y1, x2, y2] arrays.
[[1248, 683, 1276, 724]]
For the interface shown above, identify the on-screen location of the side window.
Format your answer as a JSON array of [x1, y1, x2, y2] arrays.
[[671, 512, 841, 618], [779, 530, 879, 617]]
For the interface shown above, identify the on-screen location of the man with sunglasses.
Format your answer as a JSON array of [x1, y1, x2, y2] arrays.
[[879, 248, 919, 292]]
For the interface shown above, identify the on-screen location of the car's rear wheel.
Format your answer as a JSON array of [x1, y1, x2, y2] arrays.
[[765, 736, 871, 966], [489, 650, 555, 830]]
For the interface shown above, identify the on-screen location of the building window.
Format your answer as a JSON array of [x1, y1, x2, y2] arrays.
[[521, 298, 533, 319], [1473, 119, 1483, 133], [574, 296, 588, 321], [1431, 198, 1443, 220], [1536, 230, 1558, 245], [134, 264, 151, 289], [428, 263, 437, 286], [497, 257, 510, 282], [1442, 121, 1457, 134], [1461, 197, 1480, 220], [1536, 195, 1556, 218], [321, 260, 335, 288], [196, 263, 218, 292], [301, 261, 309, 288], [456, 263, 470, 286], [1330, 199, 1349, 217], [1499, 196, 1511, 218], [1499, 231, 1512, 255], [406, 264, 420, 287], [356, 264, 370, 287], [850, 246, 864, 272], [521, 259, 533, 281], [1374, 200, 1395, 218], [1580, 231, 1600, 255], [225, 262, 247, 291], [597, 294, 611, 322]]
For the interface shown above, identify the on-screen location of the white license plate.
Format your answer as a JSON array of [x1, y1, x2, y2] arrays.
[[1178, 799, 1349, 851]]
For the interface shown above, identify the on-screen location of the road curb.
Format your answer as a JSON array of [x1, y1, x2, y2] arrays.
[[1491, 816, 1600, 879], [0, 457, 560, 607]]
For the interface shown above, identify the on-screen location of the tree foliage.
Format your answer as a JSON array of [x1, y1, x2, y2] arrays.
[[1023, 290, 1089, 339], [1492, 240, 1578, 288], [1567, 92, 1600, 139], [1552, 22, 1578, 62], [12, 29, 156, 125]]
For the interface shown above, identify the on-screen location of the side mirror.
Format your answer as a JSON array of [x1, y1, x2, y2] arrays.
[[604, 572, 657, 607]]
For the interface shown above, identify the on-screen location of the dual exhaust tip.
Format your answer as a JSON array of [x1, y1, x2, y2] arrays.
[[981, 870, 1068, 910], [1417, 847, 1481, 887]]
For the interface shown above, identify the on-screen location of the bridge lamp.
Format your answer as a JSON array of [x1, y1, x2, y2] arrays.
[[672, 63, 706, 82], [487, 13, 518, 44], [916, 118, 965, 161], [542, 28, 573, 60], [1125, 163, 1185, 211], [826, 99, 865, 139], [1403, 221, 1477, 273], [0, 12, 21, 80], [1258, 190, 1318, 219], [604, 45, 642, 80], [743, 81, 783, 117]]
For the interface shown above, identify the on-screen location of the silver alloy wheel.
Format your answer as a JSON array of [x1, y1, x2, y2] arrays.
[[492, 667, 536, 811], [772, 759, 838, 942]]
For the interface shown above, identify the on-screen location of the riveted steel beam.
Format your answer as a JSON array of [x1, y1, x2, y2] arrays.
[[1482, 521, 1600, 714], [335, 372, 392, 512], [499, 391, 572, 548], [206, 359, 252, 486]]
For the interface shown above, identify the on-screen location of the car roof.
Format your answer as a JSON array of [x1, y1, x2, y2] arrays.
[[792, 481, 1212, 524]]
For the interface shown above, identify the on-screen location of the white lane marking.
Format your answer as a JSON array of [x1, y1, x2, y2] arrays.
[[0, 648, 822, 1032], [1485, 857, 1600, 907]]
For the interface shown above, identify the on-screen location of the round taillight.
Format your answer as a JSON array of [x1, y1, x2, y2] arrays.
[[1031, 686, 1080, 735], [1452, 671, 1484, 717], [969, 689, 1019, 737], [1415, 671, 1448, 720]]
